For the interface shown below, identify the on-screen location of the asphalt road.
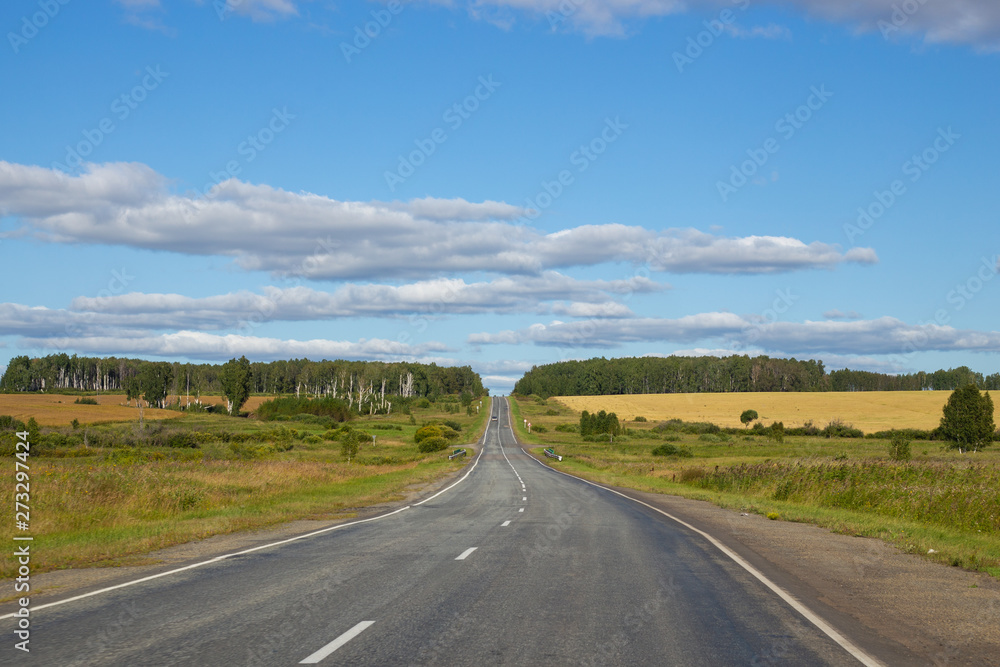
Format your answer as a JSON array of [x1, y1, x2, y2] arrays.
[[3, 398, 895, 666]]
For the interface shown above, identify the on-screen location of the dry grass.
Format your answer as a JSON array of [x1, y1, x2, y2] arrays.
[[0, 393, 183, 427], [555, 391, 1000, 432], [0, 394, 280, 426]]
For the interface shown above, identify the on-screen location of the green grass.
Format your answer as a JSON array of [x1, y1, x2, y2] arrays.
[[511, 396, 1000, 577]]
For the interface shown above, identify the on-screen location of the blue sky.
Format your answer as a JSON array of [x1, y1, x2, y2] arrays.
[[1, 0, 998, 393]]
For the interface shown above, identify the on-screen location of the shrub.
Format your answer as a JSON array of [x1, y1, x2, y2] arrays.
[[546, 409, 559, 416], [166, 432, 199, 448], [766, 512, 780, 521], [532, 425, 547, 433], [74, 397, 99, 405], [888, 432, 912, 461], [416, 398, 431, 409], [442, 420, 463, 433], [822, 419, 864, 439], [769, 421, 785, 444], [554, 423, 578, 433], [256, 396, 353, 422], [740, 409, 758, 428], [651, 443, 692, 457], [633, 415, 647, 422], [0, 415, 27, 431], [418, 436, 450, 453], [303, 434, 323, 445]]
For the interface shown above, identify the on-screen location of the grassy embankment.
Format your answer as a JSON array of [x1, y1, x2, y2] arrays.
[[509, 394, 1000, 578], [0, 394, 488, 582]]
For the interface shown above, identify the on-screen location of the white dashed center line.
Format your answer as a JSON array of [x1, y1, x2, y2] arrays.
[[518, 508, 524, 513], [300, 621, 374, 663], [501, 520, 511, 527], [455, 547, 478, 560]]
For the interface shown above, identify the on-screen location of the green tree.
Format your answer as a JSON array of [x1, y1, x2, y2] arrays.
[[939, 384, 995, 452], [139, 362, 173, 408], [220, 356, 252, 416], [740, 409, 758, 428]]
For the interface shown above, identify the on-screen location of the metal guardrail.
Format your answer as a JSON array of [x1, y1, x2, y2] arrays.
[[544, 448, 562, 462], [448, 449, 467, 460]]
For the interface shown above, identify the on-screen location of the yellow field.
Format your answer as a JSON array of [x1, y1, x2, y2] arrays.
[[0, 394, 276, 427], [554, 391, 1000, 432]]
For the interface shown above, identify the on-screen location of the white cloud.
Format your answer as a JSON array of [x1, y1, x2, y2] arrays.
[[216, 0, 299, 22], [469, 314, 1000, 355], [19, 331, 447, 362], [0, 162, 877, 280], [453, 0, 1000, 49], [823, 309, 862, 320]]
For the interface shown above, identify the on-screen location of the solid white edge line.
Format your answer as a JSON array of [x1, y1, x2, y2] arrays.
[[455, 547, 478, 560], [0, 401, 502, 621], [509, 399, 884, 667], [299, 620, 375, 664]]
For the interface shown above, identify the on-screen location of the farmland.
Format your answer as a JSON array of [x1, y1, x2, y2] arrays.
[[556, 390, 1000, 432], [511, 394, 1000, 578]]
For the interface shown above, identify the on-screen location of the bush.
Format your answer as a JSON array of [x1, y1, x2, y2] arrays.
[[166, 431, 199, 448], [416, 398, 431, 409], [341, 438, 359, 461], [418, 436, 450, 453], [303, 434, 323, 445], [769, 421, 785, 444], [740, 409, 758, 427], [651, 443, 693, 457], [822, 419, 864, 439], [546, 409, 559, 416], [634, 415, 647, 422], [532, 425, 547, 433], [0, 415, 27, 431], [442, 420, 463, 433], [888, 432, 912, 461], [257, 396, 353, 422], [74, 397, 98, 405], [554, 423, 578, 433]]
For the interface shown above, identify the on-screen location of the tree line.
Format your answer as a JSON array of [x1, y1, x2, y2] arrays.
[[0, 354, 486, 405], [512, 355, 1000, 397]]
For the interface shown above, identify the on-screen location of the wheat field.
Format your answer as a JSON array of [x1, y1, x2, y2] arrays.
[[555, 391, 1000, 432]]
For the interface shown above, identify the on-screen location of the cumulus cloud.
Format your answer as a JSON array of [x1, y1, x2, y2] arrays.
[[0, 162, 877, 279], [469, 314, 1000, 355]]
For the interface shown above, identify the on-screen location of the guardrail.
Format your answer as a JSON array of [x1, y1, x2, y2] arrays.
[[448, 448, 467, 460], [544, 448, 562, 462]]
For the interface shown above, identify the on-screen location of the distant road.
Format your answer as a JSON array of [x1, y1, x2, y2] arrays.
[[2, 398, 906, 665]]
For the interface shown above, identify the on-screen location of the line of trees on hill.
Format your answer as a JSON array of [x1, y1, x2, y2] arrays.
[[0, 354, 486, 408], [512, 355, 1000, 397]]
